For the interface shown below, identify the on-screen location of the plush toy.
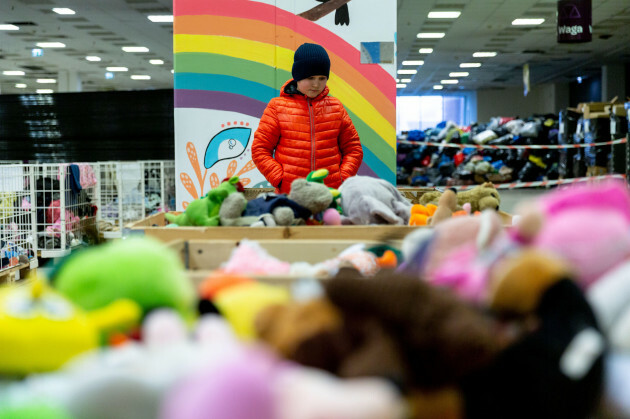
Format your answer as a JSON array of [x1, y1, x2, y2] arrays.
[[0, 310, 241, 419], [408, 203, 436, 226], [258, 250, 605, 419], [53, 237, 195, 319], [462, 249, 605, 419], [338, 176, 413, 225], [400, 209, 508, 303], [586, 260, 630, 351], [0, 276, 141, 375], [220, 169, 335, 227], [513, 179, 630, 288], [165, 177, 241, 226], [420, 182, 501, 213], [161, 343, 406, 419], [256, 270, 500, 392]]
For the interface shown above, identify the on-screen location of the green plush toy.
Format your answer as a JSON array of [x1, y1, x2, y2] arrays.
[[307, 169, 343, 214], [165, 177, 241, 226], [53, 237, 195, 319]]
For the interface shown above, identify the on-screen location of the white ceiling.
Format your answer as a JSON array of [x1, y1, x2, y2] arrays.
[[0, 0, 629, 95], [397, 0, 630, 94]]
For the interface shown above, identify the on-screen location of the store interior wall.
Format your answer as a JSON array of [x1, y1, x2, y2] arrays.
[[0, 90, 174, 163], [476, 83, 561, 121]]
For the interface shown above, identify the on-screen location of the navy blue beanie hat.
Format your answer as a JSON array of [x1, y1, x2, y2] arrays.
[[292, 43, 330, 81]]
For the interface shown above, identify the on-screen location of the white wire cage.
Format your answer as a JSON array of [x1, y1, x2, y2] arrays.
[[31, 162, 100, 258], [0, 164, 38, 279], [98, 160, 175, 238]]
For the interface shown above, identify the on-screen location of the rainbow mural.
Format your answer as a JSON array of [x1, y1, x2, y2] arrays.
[[174, 0, 396, 208]]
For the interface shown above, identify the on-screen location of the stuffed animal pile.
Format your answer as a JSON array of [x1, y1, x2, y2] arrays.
[[2, 180, 630, 418]]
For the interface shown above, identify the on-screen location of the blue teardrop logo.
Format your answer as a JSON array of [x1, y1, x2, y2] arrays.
[[203, 127, 251, 169]]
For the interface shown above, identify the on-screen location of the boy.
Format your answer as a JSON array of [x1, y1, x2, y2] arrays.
[[252, 43, 363, 194]]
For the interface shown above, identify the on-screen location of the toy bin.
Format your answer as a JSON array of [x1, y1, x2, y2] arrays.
[[0, 164, 38, 283], [168, 238, 399, 287], [129, 212, 419, 243]]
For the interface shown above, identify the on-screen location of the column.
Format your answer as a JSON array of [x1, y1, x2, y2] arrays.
[[57, 69, 82, 92]]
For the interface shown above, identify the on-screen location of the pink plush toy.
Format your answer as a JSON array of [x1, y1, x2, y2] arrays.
[[400, 210, 508, 303], [221, 239, 291, 275], [161, 347, 405, 419], [515, 180, 630, 288], [160, 348, 278, 419]]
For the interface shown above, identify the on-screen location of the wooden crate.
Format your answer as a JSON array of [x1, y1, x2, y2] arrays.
[[129, 212, 420, 243], [0, 262, 35, 285], [169, 238, 397, 287]]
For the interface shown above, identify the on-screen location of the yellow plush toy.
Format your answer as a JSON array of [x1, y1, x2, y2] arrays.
[[0, 276, 141, 375]]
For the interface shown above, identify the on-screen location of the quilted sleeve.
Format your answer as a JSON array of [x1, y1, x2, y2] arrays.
[[338, 106, 363, 180], [252, 100, 284, 187]]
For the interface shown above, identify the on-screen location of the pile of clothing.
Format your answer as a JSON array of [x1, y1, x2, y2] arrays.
[[398, 115, 561, 187]]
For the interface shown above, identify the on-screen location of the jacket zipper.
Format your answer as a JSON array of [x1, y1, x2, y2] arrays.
[[308, 98, 315, 171]]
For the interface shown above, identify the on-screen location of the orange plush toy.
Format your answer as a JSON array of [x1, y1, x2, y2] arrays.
[[409, 203, 437, 226]]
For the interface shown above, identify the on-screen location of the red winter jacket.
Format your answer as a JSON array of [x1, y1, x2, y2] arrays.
[[252, 80, 363, 194]]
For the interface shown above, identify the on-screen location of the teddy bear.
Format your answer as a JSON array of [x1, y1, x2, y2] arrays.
[[219, 169, 336, 227], [419, 182, 501, 213], [338, 176, 413, 225]]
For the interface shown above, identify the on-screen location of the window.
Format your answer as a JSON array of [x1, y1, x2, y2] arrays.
[[396, 95, 466, 133]]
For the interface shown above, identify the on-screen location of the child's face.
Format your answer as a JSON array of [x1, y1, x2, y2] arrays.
[[297, 75, 328, 98]]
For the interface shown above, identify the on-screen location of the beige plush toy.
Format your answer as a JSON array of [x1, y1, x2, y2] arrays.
[[420, 182, 501, 213]]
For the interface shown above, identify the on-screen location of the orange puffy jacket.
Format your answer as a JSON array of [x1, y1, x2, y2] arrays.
[[252, 80, 363, 194]]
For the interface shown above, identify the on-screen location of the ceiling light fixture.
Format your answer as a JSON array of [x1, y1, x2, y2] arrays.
[[433, 85, 444, 90], [150, 59, 164, 65], [131, 75, 151, 80], [148, 15, 173, 23], [397, 69, 417, 74], [36, 89, 54, 94], [449, 72, 469, 77], [418, 48, 433, 54], [0, 24, 19, 30], [402, 60, 424, 66], [3, 70, 25, 76], [428, 11, 461, 19], [15, 83, 27, 88], [396, 83, 407, 88], [105, 72, 114, 80], [512, 18, 545, 25], [36, 42, 65, 48], [460, 63, 481, 68], [52, 8, 75, 15], [401, 78, 412, 82], [106, 67, 128, 72], [85, 56, 101, 62], [36, 79, 56, 84], [417, 32, 445, 39], [473, 51, 497, 57], [122, 46, 149, 53], [441, 79, 459, 84]]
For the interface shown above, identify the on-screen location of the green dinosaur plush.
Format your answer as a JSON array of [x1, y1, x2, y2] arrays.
[[53, 237, 195, 319], [165, 177, 241, 226]]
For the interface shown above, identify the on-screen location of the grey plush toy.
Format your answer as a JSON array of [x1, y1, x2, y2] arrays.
[[338, 176, 412, 225], [219, 177, 334, 227]]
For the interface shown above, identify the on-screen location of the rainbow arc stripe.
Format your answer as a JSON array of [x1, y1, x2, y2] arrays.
[[174, 0, 395, 181]]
